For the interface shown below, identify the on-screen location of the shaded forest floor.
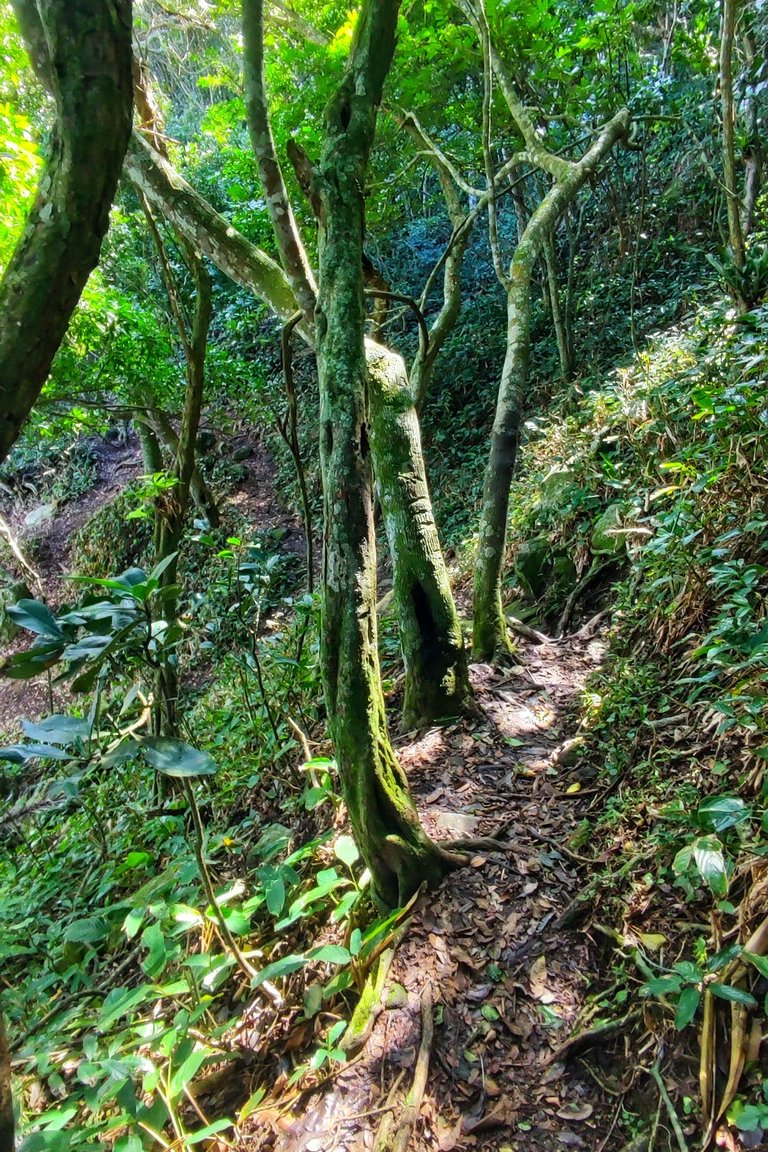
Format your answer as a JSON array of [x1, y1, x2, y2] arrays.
[[241, 631, 683, 1152]]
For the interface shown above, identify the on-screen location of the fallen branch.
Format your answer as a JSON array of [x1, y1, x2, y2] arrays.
[[506, 615, 552, 644]]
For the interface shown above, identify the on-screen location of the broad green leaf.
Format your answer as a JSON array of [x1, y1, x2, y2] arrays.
[[168, 1048, 211, 1100], [98, 986, 153, 1031], [0, 743, 73, 762], [264, 871, 286, 916], [7, 599, 63, 638], [675, 986, 700, 1029], [63, 917, 110, 945], [101, 738, 139, 770], [693, 836, 729, 897], [334, 835, 360, 868], [642, 975, 683, 996], [709, 983, 757, 1007], [140, 923, 167, 978], [22, 715, 90, 744], [114, 1136, 143, 1152], [743, 951, 768, 979], [308, 944, 351, 965], [328, 1019, 347, 1045], [2, 639, 64, 678], [122, 908, 145, 940], [697, 795, 750, 833], [138, 736, 217, 778], [149, 552, 179, 583], [252, 953, 308, 986]]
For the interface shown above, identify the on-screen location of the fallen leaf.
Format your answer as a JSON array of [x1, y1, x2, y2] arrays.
[[556, 1103, 593, 1121], [565, 782, 582, 795], [529, 954, 550, 999], [638, 932, 667, 951]]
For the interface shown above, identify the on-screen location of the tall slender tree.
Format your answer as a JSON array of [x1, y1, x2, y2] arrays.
[[456, 0, 630, 659], [298, 0, 463, 903]]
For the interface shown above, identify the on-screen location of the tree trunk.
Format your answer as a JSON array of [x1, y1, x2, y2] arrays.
[[137, 419, 164, 474], [472, 112, 630, 661], [0, 0, 132, 465], [720, 0, 745, 275], [148, 409, 220, 527], [368, 342, 469, 727], [313, 0, 456, 904], [542, 229, 573, 382], [152, 252, 213, 737], [472, 262, 532, 660], [0, 1011, 12, 1152]]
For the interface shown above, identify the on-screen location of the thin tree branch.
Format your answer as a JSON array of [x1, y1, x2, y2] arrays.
[[242, 0, 318, 323]]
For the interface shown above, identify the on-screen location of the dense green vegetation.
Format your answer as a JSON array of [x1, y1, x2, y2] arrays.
[[0, 0, 766, 1149]]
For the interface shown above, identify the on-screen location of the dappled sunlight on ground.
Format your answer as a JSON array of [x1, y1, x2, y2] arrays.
[[250, 631, 623, 1152]]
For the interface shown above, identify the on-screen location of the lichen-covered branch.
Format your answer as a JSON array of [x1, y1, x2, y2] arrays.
[[473, 109, 630, 660], [124, 133, 300, 324]]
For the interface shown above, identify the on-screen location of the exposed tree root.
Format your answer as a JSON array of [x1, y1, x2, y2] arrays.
[[373, 984, 433, 1152], [546, 1009, 641, 1064]]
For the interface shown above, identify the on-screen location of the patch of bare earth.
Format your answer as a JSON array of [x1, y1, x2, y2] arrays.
[[240, 627, 654, 1152]]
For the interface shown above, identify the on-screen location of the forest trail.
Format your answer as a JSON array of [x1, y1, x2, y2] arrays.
[[243, 624, 641, 1152]]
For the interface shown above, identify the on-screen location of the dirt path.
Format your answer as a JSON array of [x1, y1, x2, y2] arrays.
[[243, 628, 645, 1152]]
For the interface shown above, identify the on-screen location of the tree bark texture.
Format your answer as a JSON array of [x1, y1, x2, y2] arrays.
[[719, 0, 745, 273], [313, 0, 454, 904], [242, 0, 317, 322], [125, 133, 300, 324], [472, 111, 630, 661], [0, 0, 133, 465], [367, 342, 469, 727], [0, 1011, 11, 1152]]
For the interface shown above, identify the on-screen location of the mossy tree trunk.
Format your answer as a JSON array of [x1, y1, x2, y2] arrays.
[[0, 0, 132, 465], [135, 69, 470, 728], [312, 0, 456, 905], [0, 1011, 11, 1152], [367, 342, 469, 728], [472, 111, 630, 661], [720, 0, 744, 276]]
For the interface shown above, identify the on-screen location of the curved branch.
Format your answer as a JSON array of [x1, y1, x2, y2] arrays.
[[242, 0, 318, 323], [364, 290, 429, 359], [124, 133, 302, 325]]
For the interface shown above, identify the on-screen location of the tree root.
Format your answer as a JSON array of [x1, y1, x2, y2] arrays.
[[373, 984, 434, 1152], [545, 1009, 641, 1064]]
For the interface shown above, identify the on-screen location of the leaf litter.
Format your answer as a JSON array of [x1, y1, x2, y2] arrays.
[[240, 630, 651, 1152]]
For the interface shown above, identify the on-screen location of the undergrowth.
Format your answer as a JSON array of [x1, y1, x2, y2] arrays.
[[509, 298, 768, 1140]]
